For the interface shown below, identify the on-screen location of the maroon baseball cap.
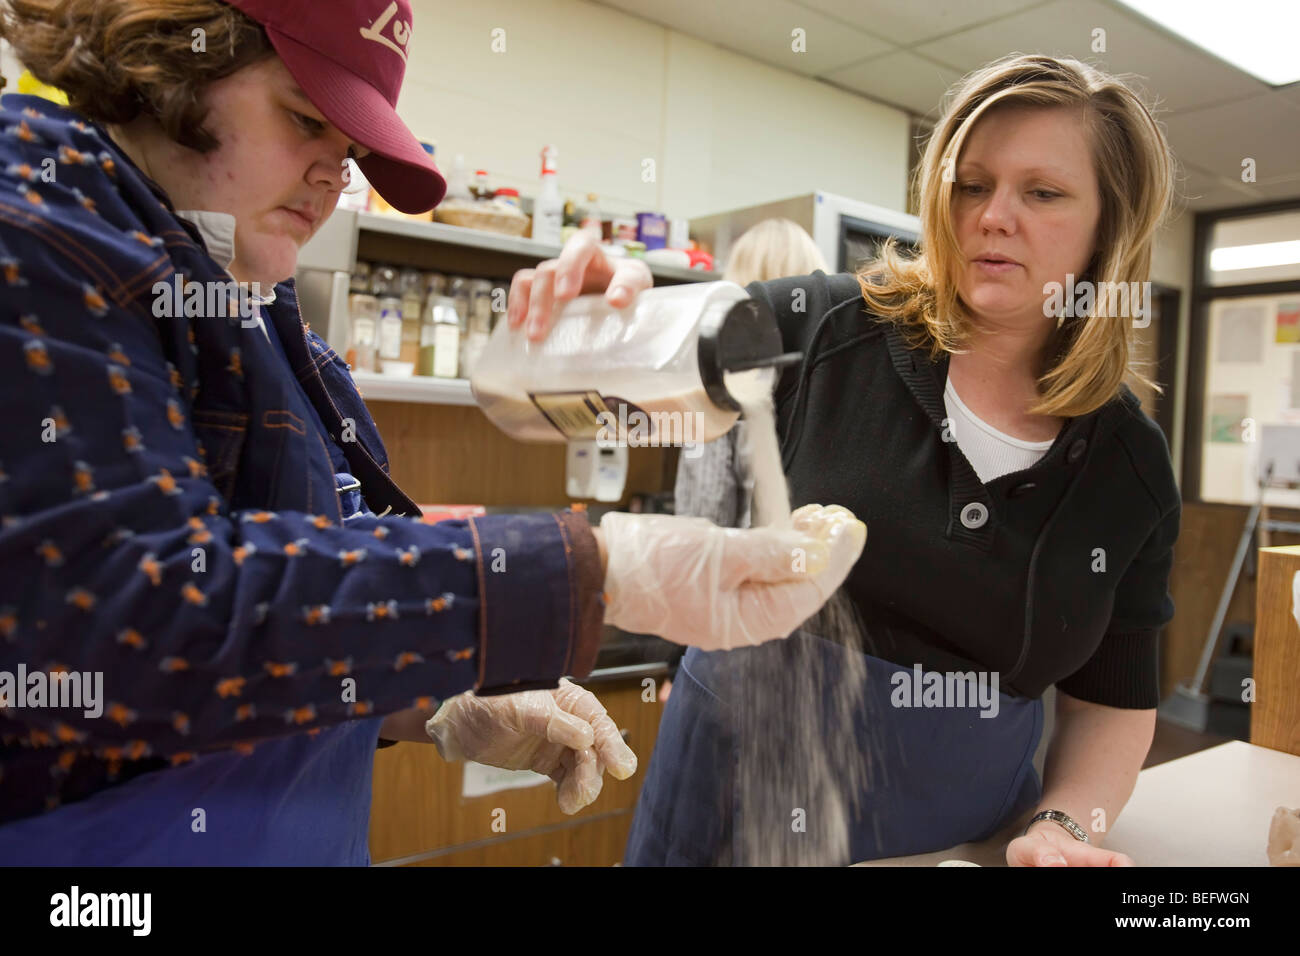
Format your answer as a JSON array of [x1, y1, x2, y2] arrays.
[[226, 0, 446, 213]]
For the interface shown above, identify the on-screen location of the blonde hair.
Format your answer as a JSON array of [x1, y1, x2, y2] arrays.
[[860, 53, 1176, 417], [724, 218, 829, 286]]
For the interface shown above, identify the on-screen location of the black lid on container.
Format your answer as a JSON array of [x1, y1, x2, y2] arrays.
[[697, 297, 802, 412]]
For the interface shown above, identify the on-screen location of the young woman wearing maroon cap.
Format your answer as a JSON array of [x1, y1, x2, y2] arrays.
[[0, 0, 863, 864]]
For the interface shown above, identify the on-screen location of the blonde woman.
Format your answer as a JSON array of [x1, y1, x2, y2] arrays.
[[658, 219, 829, 701], [517, 52, 1181, 866]]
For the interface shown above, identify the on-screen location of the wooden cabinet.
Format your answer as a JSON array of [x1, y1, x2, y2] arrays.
[[403, 812, 635, 867], [369, 676, 666, 866], [1252, 546, 1300, 756]]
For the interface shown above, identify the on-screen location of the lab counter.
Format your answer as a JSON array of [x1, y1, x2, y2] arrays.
[[854, 741, 1300, 866]]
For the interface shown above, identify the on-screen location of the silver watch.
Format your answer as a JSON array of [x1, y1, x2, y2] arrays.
[[1024, 809, 1089, 843]]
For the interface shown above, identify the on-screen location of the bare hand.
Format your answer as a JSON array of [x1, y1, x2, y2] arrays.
[[507, 232, 653, 341], [1006, 823, 1135, 866]]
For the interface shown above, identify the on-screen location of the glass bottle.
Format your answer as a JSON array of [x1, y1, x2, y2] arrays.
[[370, 263, 398, 298], [376, 295, 404, 363], [398, 268, 424, 365], [420, 296, 462, 379], [347, 293, 379, 373]]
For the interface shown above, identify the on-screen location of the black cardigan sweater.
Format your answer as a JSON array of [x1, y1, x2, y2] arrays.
[[750, 271, 1180, 708]]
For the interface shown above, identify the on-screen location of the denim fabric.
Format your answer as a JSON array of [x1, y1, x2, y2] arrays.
[[625, 637, 1044, 866]]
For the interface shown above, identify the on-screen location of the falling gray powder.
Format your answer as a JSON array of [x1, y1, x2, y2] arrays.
[[724, 378, 882, 866]]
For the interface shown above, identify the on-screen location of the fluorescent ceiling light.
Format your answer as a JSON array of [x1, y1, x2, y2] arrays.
[[1112, 0, 1300, 86], [1211, 240, 1300, 271]]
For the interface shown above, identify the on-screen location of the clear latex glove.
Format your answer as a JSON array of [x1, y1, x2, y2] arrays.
[[425, 678, 637, 815], [600, 503, 867, 650]]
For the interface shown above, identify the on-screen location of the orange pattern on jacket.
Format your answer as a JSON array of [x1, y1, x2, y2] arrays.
[[286, 704, 316, 725], [65, 588, 95, 611], [54, 723, 85, 743], [302, 605, 330, 626], [37, 540, 63, 566], [83, 285, 107, 316], [107, 365, 130, 394], [393, 651, 424, 671], [72, 462, 94, 494], [152, 468, 180, 495], [106, 703, 136, 727], [216, 676, 246, 698], [138, 553, 163, 586], [57, 145, 90, 165], [23, 340, 50, 373]]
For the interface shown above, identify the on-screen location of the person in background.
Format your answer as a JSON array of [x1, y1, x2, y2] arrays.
[[659, 218, 829, 702], [0, 0, 865, 864]]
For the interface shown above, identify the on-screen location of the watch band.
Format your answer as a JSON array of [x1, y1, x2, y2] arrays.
[[1024, 809, 1090, 843]]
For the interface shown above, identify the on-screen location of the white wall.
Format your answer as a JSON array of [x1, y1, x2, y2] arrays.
[[399, 0, 910, 221]]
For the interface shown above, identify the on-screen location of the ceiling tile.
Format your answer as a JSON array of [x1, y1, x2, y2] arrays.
[[594, 0, 892, 75], [1164, 91, 1300, 197], [823, 50, 963, 117], [914, 0, 1267, 113], [1179, 164, 1258, 212], [795, 0, 1048, 47]]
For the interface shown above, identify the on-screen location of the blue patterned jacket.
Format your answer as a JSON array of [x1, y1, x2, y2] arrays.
[[0, 94, 603, 837]]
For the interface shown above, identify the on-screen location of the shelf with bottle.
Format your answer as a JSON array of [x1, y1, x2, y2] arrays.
[[343, 261, 501, 402], [353, 211, 709, 284]]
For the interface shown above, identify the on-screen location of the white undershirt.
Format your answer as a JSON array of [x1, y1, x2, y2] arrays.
[[943, 377, 1055, 483]]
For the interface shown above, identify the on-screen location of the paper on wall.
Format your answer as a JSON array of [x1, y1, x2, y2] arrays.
[[1216, 304, 1266, 362], [1208, 394, 1248, 443], [1276, 302, 1300, 344], [1290, 352, 1300, 412]]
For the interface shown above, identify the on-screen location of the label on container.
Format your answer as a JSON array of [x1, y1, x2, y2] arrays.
[[528, 390, 615, 440], [433, 324, 460, 378], [378, 314, 403, 360], [461, 760, 548, 798]]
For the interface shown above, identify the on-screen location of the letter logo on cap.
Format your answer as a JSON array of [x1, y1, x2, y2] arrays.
[[360, 1, 411, 62]]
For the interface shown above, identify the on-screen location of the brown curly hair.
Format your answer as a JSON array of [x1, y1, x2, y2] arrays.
[[1, 0, 273, 152]]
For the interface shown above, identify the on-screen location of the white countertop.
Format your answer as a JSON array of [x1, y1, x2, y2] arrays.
[[854, 741, 1300, 867]]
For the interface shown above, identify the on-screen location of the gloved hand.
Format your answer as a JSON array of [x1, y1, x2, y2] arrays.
[[600, 503, 866, 650], [425, 678, 637, 815]]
